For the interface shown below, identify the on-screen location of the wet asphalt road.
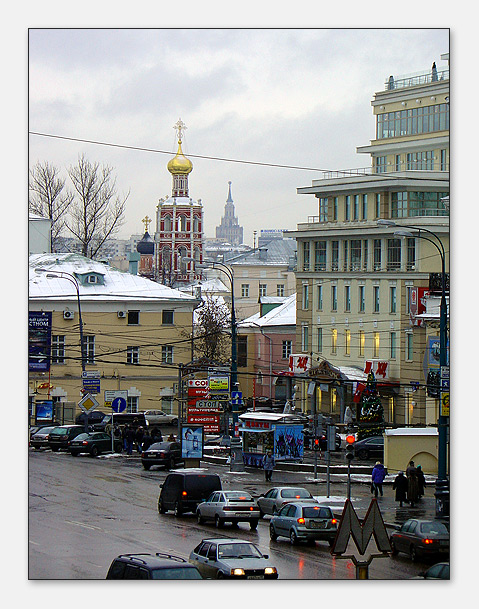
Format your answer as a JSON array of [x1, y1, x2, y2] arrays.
[[28, 448, 435, 580]]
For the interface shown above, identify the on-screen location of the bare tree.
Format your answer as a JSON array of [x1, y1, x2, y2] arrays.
[[193, 294, 232, 363], [29, 161, 74, 252], [66, 154, 129, 258]]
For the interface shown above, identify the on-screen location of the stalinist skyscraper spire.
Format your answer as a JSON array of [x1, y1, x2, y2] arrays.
[[215, 181, 243, 246]]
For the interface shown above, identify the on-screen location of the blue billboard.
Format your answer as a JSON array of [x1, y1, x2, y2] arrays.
[[29, 312, 52, 371], [274, 425, 304, 461]]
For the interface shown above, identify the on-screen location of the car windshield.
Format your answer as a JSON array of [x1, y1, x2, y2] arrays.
[[150, 567, 202, 580], [149, 442, 170, 450], [74, 433, 90, 441], [52, 428, 70, 435], [34, 427, 55, 435], [302, 506, 332, 519], [224, 492, 253, 501], [281, 489, 311, 498], [420, 522, 449, 535], [218, 543, 263, 559]]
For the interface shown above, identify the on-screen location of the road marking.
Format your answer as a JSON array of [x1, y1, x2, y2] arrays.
[[65, 520, 103, 531]]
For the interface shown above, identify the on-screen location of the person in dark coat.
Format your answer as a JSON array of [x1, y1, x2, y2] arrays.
[[125, 425, 135, 455], [141, 430, 152, 452], [392, 471, 408, 507], [135, 426, 145, 453], [406, 461, 419, 507], [371, 462, 386, 497], [416, 465, 426, 498]]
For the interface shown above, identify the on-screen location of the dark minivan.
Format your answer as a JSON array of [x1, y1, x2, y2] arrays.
[[158, 472, 222, 516], [47, 425, 84, 451]]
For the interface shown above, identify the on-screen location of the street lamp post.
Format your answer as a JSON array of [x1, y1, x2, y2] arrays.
[[35, 269, 87, 430], [378, 221, 449, 517]]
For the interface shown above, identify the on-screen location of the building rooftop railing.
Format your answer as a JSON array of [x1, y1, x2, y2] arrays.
[[385, 68, 449, 90], [320, 163, 449, 180]]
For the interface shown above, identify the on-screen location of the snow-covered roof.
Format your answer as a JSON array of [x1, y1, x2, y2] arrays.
[[239, 293, 296, 328], [384, 427, 438, 436], [178, 277, 229, 294], [239, 411, 302, 422], [29, 253, 197, 304], [338, 366, 368, 382], [227, 238, 297, 266]]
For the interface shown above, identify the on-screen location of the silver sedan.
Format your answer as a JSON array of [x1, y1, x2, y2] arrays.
[[196, 490, 260, 530], [257, 486, 317, 517]]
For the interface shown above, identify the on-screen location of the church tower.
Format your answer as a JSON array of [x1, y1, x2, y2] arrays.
[[215, 181, 243, 246], [154, 119, 204, 286]]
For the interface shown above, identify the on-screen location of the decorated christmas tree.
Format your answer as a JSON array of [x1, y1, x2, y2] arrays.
[[357, 371, 384, 440]]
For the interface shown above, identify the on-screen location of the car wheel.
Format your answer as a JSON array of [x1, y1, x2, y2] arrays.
[[215, 515, 224, 528], [174, 502, 183, 517], [70, 451, 79, 457], [410, 545, 418, 562], [51, 447, 59, 452], [217, 571, 225, 579], [197, 511, 204, 524], [158, 499, 166, 514], [143, 463, 151, 470], [90, 446, 99, 457], [290, 530, 298, 545], [250, 519, 258, 531], [269, 525, 278, 541], [390, 540, 398, 556], [358, 449, 368, 460]]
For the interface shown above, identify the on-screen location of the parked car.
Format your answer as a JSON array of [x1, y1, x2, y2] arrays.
[[412, 562, 450, 579], [47, 425, 85, 451], [30, 426, 56, 449], [141, 441, 182, 470], [101, 412, 147, 432], [353, 436, 384, 460], [75, 410, 107, 430], [29, 422, 60, 440], [144, 410, 178, 426], [389, 519, 450, 562], [196, 490, 260, 530], [189, 538, 278, 580], [68, 432, 122, 457], [257, 487, 317, 517], [269, 502, 338, 546], [158, 472, 222, 516], [106, 553, 203, 579]]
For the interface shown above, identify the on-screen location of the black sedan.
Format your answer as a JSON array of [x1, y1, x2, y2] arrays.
[[390, 519, 449, 562], [68, 432, 122, 457], [141, 441, 182, 470], [353, 435, 384, 460]]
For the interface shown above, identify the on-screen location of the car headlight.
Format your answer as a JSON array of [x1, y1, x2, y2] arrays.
[[265, 567, 277, 575], [232, 568, 245, 576]]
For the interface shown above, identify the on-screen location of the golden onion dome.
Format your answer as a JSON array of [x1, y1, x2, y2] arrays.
[[167, 139, 193, 175]]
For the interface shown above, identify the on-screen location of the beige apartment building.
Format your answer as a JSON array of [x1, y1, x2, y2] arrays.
[[290, 54, 449, 427]]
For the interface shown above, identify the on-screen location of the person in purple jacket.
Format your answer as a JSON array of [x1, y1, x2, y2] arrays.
[[371, 461, 386, 498]]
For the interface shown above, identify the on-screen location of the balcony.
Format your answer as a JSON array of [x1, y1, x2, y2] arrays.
[[385, 68, 449, 90]]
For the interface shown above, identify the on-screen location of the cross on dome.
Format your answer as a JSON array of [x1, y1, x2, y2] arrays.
[[173, 118, 187, 142]]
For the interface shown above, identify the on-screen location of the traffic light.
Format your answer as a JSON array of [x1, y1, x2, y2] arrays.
[[345, 434, 355, 461], [313, 437, 321, 451]]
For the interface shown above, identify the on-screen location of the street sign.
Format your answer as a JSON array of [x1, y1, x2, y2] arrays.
[[208, 375, 230, 392], [82, 370, 101, 379], [78, 393, 100, 414], [195, 400, 224, 410], [112, 397, 127, 413], [231, 391, 243, 405], [82, 378, 101, 394]]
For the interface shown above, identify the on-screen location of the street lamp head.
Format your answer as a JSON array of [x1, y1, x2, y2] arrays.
[[377, 219, 397, 227], [393, 230, 414, 238]]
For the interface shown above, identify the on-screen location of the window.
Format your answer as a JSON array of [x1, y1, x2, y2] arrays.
[[345, 329, 351, 355], [363, 240, 369, 271], [164, 215, 172, 231], [345, 196, 351, 221], [333, 197, 338, 221], [440, 149, 448, 171], [344, 285, 351, 312], [331, 286, 337, 311], [387, 239, 401, 270], [259, 284, 267, 297], [395, 154, 401, 171], [375, 156, 387, 173], [331, 329, 337, 354], [317, 284, 323, 310], [319, 198, 328, 222], [373, 332, 380, 358], [128, 310, 140, 325], [391, 192, 408, 218], [374, 239, 382, 271], [406, 333, 414, 361], [317, 328, 323, 353], [373, 286, 380, 313], [359, 330, 365, 357], [302, 283, 309, 310], [162, 310, 174, 325], [127, 346, 139, 365], [302, 241, 310, 271], [84, 335, 95, 365], [161, 396, 173, 414], [161, 345, 173, 364], [391, 191, 448, 218], [390, 286, 397, 313], [343, 241, 349, 271], [301, 325, 309, 352], [331, 241, 339, 271], [390, 332, 397, 359], [51, 335, 65, 364], [127, 396, 139, 413], [375, 194, 381, 218], [359, 285, 365, 312], [314, 241, 327, 271], [377, 104, 449, 139], [407, 238, 416, 270], [362, 194, 368, 220], [179, 215, 187, 232], [406, 151, 434, 171], [282, 340, 292, 359], [241, 284, 249, 297], [237, 336, 248, 367], [350, 240, 361, 271], [276, 284, 285, 297], [353, 195, 360, 220]]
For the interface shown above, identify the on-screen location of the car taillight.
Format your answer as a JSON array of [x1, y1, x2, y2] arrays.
[[297, 517, 305, 525], [82, 441, 88, 445], [423, 539, 434, 544], [159, 452, 166, 457], [250, 506, 254, 511], [182, 491, 187, 496], [141, 452, 146, 458], [331, 519, 337, 525]]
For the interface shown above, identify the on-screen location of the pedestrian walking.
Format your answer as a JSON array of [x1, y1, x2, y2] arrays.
[[371, 461, 386, 497], [262, 450, 275, 482], [416, 465, 426, 499], [406, 460, 419, 507], [141, 430, 152, 452], [392, 471, 408, 507], [125, 425, 135, 456], [343, 405, 354, 431], [135, 426, 144, 453]]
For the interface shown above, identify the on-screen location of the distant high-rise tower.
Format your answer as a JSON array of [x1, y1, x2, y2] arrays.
[[154, 119, 204, 286], [216, 181, 243, 246]]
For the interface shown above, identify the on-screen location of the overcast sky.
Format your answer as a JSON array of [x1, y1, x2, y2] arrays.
[[28, 28, 449, 245]]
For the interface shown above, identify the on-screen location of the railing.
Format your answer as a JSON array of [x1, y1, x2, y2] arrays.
[[385, 68, 449, 90]]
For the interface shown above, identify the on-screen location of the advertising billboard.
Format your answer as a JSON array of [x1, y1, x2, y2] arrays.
[[274, 425, 304, 461], [29, 312, 52, 371], [181, 426, 204, 459]]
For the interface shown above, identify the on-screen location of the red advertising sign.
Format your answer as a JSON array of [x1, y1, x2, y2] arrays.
[[188, 379, 209, 405], [187, 411, 220, 433]]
